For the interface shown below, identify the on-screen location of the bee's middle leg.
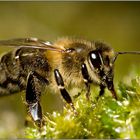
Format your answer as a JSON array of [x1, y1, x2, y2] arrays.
[[26, 71, 44, 128], [54, 69, 77, 114]]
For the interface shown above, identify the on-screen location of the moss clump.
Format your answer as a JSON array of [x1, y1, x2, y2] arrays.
[[25, 76, 140, 139]]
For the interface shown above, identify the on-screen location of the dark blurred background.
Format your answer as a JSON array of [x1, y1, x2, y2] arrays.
[[0, 1, 140, 137]]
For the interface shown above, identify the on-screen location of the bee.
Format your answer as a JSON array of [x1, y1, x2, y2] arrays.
[[0, 37, 139, 127]]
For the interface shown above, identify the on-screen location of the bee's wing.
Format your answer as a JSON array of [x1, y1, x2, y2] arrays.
[[0, 38, 65, 52]]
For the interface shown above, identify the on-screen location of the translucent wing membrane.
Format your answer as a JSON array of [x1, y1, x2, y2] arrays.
[[0, 38, 64, 52]]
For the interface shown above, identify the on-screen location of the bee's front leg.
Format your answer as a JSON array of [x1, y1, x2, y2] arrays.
[[96, 85, 105, 100], [54, 69, 77, 114], [81, 64, 91, 100], [26, 71, 44, 128]]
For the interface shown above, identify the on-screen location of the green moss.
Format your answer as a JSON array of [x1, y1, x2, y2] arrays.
[[25, 74, 140, 139]]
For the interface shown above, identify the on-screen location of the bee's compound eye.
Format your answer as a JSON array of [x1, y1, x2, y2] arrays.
[[89, 51, 102, 69]]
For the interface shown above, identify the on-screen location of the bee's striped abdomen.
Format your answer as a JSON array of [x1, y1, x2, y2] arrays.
[[0, 50, 25, 96], [0, 48, 51, 96]]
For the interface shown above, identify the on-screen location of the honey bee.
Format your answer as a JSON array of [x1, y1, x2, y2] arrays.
[[0, 37, 139, 127]]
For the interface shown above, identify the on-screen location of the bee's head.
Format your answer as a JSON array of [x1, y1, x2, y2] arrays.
[[87, 41, 140, 99], [88, 41, 116, 96]]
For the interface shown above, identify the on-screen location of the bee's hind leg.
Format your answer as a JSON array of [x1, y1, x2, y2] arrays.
[[25, 71, 47, 128]]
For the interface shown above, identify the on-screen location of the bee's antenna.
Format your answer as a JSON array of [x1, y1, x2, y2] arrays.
[[113, 51, 140, 63]]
